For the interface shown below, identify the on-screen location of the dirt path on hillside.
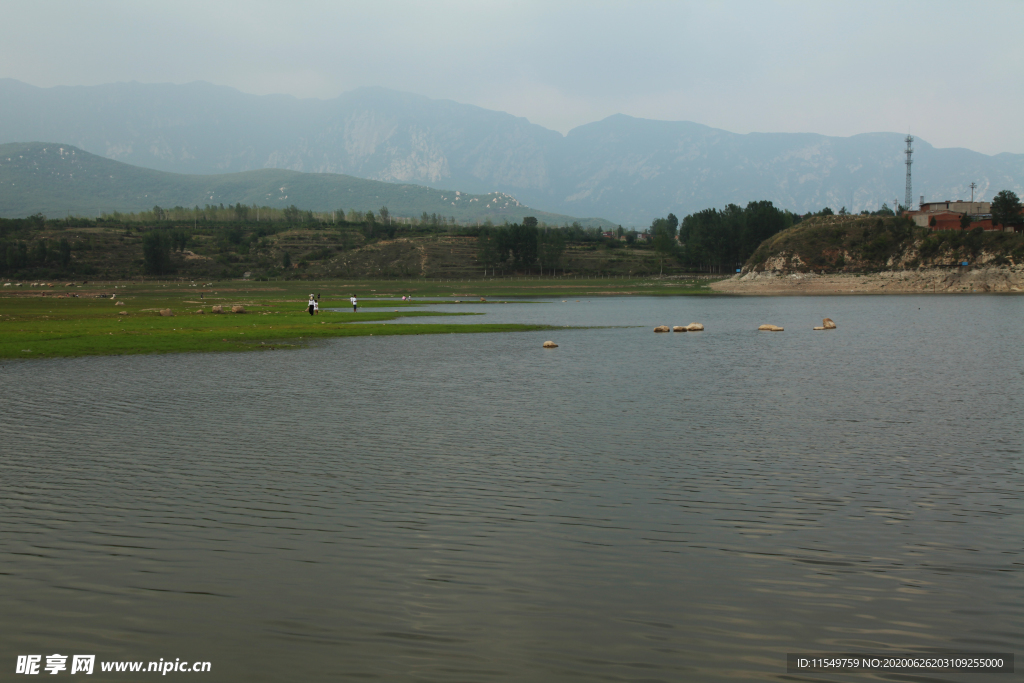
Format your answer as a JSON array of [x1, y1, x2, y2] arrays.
[[711, 266, 1024, 294]]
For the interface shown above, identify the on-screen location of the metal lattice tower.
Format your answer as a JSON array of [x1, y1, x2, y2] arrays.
[[904, 135, 914, 210]]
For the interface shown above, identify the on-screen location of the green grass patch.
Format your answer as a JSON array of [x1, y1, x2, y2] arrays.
[[0, 292, 556, 359], [0, 277, 720, 359]]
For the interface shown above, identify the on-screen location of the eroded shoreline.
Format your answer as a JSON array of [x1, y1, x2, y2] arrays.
[[711, 266, 1024, 295]]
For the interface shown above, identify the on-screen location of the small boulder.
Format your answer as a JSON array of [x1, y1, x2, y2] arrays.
[[686, 323, 704, 331], [480, 297, 486, 302], [823, 318, 836, 329], [673, 326, 687, 332], [231, 305, 245, 313], [813, 326, 825, 330], [542, 340, 558, 348], [196, 309, 205, 314], [654, 325, 671, 333], [758, 324, 784, 332], [118, 311, 127, 316], [211, 305, 224, 314], [114, 301, 125, 306], [159, 309, 174, 317]]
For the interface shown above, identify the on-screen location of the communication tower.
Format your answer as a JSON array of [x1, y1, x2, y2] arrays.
[[904, 135, 914, 211]]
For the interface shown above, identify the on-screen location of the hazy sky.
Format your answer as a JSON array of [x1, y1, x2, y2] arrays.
[[4, 0, 1022, 155]]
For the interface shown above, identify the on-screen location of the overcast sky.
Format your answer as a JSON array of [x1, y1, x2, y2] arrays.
[[3, 0, 1022, 155]]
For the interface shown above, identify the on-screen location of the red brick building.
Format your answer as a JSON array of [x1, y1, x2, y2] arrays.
[[907, 199, 1020, 233]]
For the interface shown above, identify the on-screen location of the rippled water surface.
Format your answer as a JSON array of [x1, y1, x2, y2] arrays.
[[2, 295, 1022, 682]]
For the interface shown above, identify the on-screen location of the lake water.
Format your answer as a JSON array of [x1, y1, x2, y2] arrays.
[[2, 295, 1021, 682]]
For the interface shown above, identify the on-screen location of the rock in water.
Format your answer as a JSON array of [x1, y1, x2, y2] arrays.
[[823, 318, 836, 329], [672, 326, 687, 332], [211, 305, 224, 314], [543, 341, 558, 348], [813, 326, 825, 330], [231, 305, 246, 313], [654, 325, 671, 333], [686, 323, 705, 331], [159, 309, 174, 317], [758, 324, 783, 331]]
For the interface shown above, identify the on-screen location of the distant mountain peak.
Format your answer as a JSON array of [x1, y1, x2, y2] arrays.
[[0, 79, 1020, 225]]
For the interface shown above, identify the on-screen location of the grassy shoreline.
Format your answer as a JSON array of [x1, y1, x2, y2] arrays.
[[0, 277, 719, 359], [0, 281, 531, 359]]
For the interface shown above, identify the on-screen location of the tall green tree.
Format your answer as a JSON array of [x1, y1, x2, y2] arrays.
[[508, 222, 538, 268], [665, 213, 678, 239], [142, 231, 172, 275], [33, 239, 48, 265], [537, 229, 565, 275], [477, 227, 499, 275], [991, 190, 1022, 230], [59, 238, 72, 269], [651, 217, 677, 275]]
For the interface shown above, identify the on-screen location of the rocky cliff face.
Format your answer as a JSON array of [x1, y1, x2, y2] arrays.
[[2, 79, 1022, 225]]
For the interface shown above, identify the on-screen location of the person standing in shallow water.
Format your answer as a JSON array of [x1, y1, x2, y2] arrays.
[[307, 294, 315, 316], [350, 295, 357, 312]]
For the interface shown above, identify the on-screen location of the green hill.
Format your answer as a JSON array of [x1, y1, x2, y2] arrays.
[[0, 142, 614, 228], [744, 214, 1024, 273]]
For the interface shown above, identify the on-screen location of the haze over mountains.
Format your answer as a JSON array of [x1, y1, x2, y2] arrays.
[[0, 142, 612, 227], [1, 79, 1021, 226]]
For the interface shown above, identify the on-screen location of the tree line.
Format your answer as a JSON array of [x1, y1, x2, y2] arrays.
[[107, 203, 475, 228], [674, 201, 796, 273], [475, 218, 570, 275], [1, 237, 73, 273]]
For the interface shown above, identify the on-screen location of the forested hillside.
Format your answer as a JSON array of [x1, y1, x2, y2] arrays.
[[0, 215, 674, 281]]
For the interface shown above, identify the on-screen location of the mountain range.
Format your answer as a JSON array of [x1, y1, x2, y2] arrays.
[[1, 79, 1021, 226], [0, 142, 613, 227]]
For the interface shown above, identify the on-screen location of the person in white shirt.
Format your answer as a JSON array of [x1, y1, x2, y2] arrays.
[[350, 295, 358, 312], [313, 299, 319, 315], [307, 295, 315, 316]]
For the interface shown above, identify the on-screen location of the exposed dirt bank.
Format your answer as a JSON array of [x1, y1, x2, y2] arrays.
[[711, 266, 1024, 295]]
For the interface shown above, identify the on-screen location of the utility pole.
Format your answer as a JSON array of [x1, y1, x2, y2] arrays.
[[969, 182, 977, 204]]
